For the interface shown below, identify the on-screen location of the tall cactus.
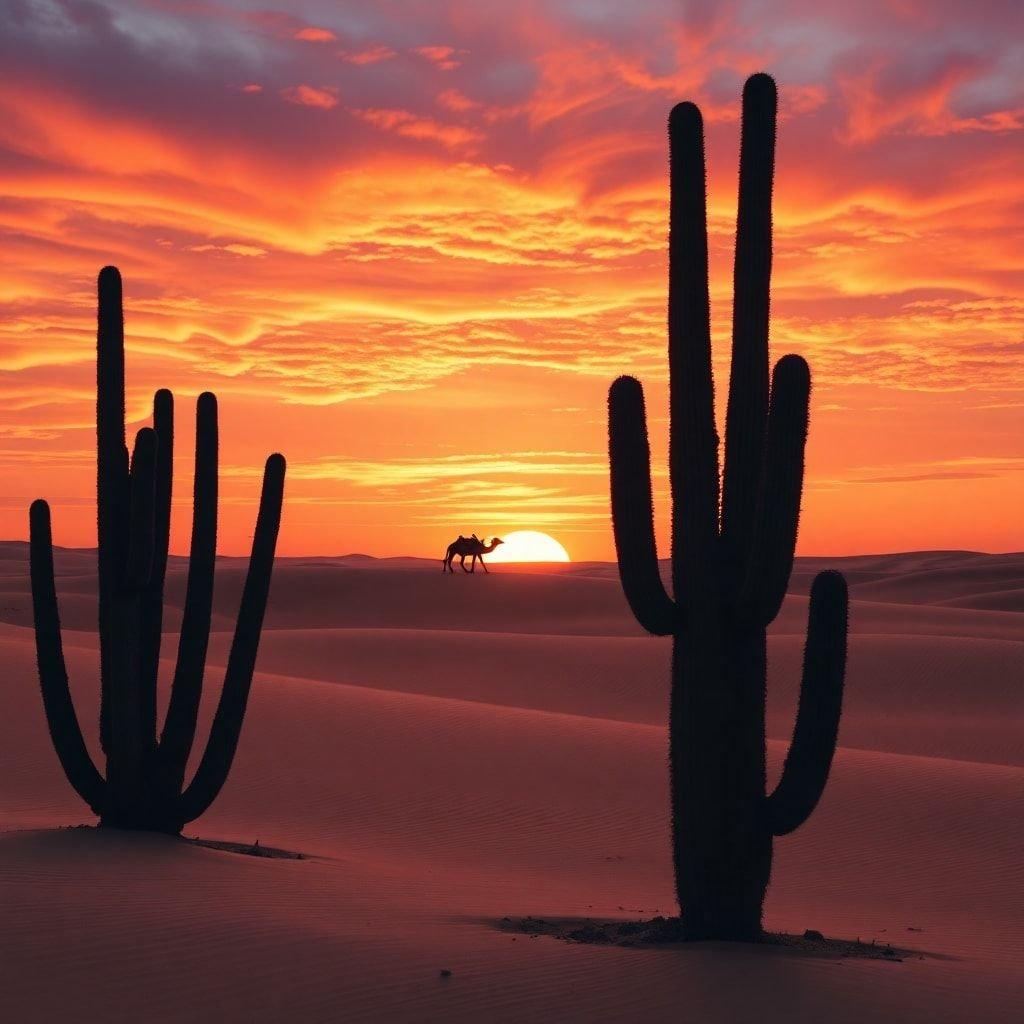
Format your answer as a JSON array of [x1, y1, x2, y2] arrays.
[[608, 74, 848, 941], [29, 266, 286, 834]]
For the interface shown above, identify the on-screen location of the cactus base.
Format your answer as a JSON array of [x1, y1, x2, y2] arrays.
[[99, 814, 183, 836]]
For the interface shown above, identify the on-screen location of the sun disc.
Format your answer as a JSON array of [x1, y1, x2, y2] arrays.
[[486, 530, 570, 563]]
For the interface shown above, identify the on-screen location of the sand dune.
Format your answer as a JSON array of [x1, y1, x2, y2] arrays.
[[1, 545, 1021, 1021]]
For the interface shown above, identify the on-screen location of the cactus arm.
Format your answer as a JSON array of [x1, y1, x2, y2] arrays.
[[159, 392, 219, 790], [740, 354, 810, 624], [176, 454, 285, 824], [609, 376, 676, 636], [124, 428, 157, 589], [721, 73, 776, 570], [667, 101, 720, 602], [139, 390, 173, 743], [28, 500, 107, 814], [96, 266, 129, 755], [766, 570, 848, 836], [96, 267, 127, 549]]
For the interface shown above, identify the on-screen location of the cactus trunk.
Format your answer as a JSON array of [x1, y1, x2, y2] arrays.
[[608, 74, 848, 940], [672, 627, 770, 940], [29, 266, 286, 835]]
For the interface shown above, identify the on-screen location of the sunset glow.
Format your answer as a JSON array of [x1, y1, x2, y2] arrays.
[[1, 1, 1021, 558]]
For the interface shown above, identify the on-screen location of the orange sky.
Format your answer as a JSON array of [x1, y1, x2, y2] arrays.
[[1, 0, 1022, 558]]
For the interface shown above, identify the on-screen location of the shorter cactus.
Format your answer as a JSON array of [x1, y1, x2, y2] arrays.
[[30, 266, 286, 833]]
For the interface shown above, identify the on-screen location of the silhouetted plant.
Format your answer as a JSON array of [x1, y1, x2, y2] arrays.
[[608, 74, 848, 941], [29, 266, 286, 834]]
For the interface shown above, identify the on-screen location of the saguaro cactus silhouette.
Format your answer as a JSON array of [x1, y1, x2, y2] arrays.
[[608, 74, 848, 940], [29, 266, 286, 834]]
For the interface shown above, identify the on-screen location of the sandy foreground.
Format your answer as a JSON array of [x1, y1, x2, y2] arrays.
[[1, 545, 1021, 1022]]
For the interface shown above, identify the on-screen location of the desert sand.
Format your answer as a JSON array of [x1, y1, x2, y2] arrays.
[[0, 544, 1021, 1022]]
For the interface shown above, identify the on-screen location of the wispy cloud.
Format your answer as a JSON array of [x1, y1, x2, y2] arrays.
[[412, 45, 462, 71], [350, 107, 483, 148], [342, 45, 395, 66], [280, 84, 339, 109]]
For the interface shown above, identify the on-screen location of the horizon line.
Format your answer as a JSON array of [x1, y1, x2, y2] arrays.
[[3, 540, 1022, 562]]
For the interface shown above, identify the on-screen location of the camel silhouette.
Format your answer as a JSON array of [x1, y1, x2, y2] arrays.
[[442, 534, 504, 573]]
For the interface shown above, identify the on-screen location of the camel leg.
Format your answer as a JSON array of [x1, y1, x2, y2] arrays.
[[460, 554, 469, 573], [479, 556, 488, 573]]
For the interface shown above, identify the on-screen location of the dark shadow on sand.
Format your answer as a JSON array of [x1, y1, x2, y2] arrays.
[[491, 916, 953, 963], [0, 824, 312, 861], [184, 836, 306, 860]]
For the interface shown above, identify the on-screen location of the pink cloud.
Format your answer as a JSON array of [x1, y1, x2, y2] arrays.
[[412, 45, 461, 71], [352, 108, 482, 148], [294, 27, 337, 43], [342, 45, 396, 66], [916, 107, 1024, 137], [437, 88, 478, 113], [240, 83, 263, 94], [837, 55, 1024, 142], [281, 85, 339, 109]]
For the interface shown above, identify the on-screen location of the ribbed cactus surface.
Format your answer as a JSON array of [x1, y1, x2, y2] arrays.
[[29, 266, 286, 833], [608, 74, 849, 940]]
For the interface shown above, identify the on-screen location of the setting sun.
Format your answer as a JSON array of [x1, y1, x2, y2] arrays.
[[487, 530, 571, 563]]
